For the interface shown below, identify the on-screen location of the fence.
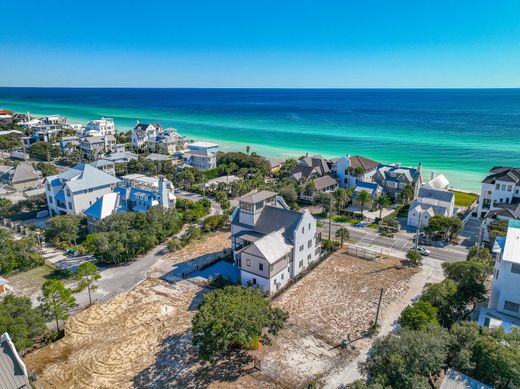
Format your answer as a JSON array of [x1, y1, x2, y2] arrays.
[[345, 244, 391, 260]]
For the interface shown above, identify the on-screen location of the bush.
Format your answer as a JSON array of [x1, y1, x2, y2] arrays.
[[0, 228, 43, 275], [398, 301, 439, 331], [192, 286, 288, 361]]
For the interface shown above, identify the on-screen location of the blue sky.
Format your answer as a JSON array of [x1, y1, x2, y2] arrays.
[[1, 0, 520, 87]]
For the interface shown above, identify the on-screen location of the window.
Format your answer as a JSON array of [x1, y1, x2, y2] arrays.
[[511, 263, 520, 274], [307, 254, 311, 260], [308, 240, 312, 248], [46, 184, 51, 191], [259, 263, 264, 271], [508, 185, 513, 192], [246, 258, 251, 267], [299, 260, 303, 268], [501, 184, 506, 191], [495, 269, 499, 279], [281, 273, 284, 280], [504, 300, 520, 313], [252, 278, 257, 285], [496, 183, 500, 190], [66, 189, 71, 197], [302, 227, 304, 234], [48, 196, 53, 204], [68, 202, 72, 209], [308, 223, 311, 230], [299, 245, 304, 252]]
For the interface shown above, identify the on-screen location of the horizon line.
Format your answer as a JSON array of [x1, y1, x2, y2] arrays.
[[1, 86, 520, 90]]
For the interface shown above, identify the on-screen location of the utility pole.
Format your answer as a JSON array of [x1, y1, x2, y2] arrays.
[[415, 210, 423, 250], [328, 195, 333, 240], [374, 288, 384, 327], [476, 218, 484, 256]]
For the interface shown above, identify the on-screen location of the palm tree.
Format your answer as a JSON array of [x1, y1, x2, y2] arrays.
[[400, 184, 415, 204], [375, 194, 391, 220], [246, 145, 251, 155], [356, 190, 371, 218], [335, 227, 350, 247], [334, 188, 347, 213]]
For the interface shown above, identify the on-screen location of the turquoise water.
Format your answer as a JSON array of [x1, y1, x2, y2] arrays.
[[1, 88, 519, 192]]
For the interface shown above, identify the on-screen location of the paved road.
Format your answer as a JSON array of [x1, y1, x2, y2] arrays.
[[319, 220, 468, 262]]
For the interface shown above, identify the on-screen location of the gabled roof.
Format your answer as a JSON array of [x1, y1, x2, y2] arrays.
[[349, 155, 380, 171], [482, 166, 520, 184], [376, 164, 420, 183], [485, 201, 520, 219], [145, 153, 172, 161], [417, 187, 454, 204], [313, 175, 338, 191], [425, 174, 450, 190], [290, 164, 320, 181], [239, 190, 277, 204], [51, 164, 119, 193], [253, 206, 304, 243], [82, 135, 116, 144], [243, 230, 293, 264], [300, 154, 330, 175], [89, 159, 114, 169], [440, 368, 493, 389], [9, 163, 40, 184], [0, 332, 31, 389], [83, 192, 120, 220]]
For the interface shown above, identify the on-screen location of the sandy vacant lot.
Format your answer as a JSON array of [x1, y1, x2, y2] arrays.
[[25, 278, 279, 389], [256, 250, 418, 387]]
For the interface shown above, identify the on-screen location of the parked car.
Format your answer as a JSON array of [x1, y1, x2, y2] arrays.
[[417, 246, 431, 256]]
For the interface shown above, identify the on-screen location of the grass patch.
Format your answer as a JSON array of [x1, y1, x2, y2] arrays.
[[6, 265, 74, 298], [368, 223, 379, 229], [332, 215, 360, 224], [451, 190, 478, 207]]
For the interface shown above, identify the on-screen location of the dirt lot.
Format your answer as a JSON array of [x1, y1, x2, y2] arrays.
[[257, 250, 418, 387], [25, 278, 279, 389]]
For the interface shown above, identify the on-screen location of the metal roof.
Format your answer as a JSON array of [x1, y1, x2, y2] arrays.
[[503, 219, 520, 264], [0, 332, 31, 389], [239, 190, 277, 204], [242, 230, 293, 264]]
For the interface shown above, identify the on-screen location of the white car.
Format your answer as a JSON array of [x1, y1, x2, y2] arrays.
[[417, 246, 431, 256]]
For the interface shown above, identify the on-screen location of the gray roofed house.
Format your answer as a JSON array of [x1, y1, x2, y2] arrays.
[[289, 154, 330, 183], [372, 163, 423, 200], [439, 368, 493, 389], [407, 186, 455, 228], [231, 190, 320, 294], [44, 163, 120, 216], [79, 135, 117, 160], [0, 163, 42, 192], [183, 149, 217, 170], [299, 175, 338, 203], [145, 153, 172, 162], [105, 151, 138, 164], [0, 332, 31, 389], [482, 166, 520, 184]]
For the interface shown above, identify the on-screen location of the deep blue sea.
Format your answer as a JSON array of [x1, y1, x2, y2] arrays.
[[1, 87, 519, 192]]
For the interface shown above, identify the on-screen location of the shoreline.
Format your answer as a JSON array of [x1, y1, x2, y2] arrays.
[[0, 101, 492, 193]]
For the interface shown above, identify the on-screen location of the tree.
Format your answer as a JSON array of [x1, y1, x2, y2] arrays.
[[335, 227, 350, 247], [0, 229, 43, 275], [487, 219, 508, 245], [215, 190, 230, 212], [400, 184, 415, 204], [398, 301, 439, 331], [40, 280, 76, 331], [75, 262, 101, 305], [44, 215, 81, 247], [334, 187, 351, 212], [427, 216, 464, 241], [466, 245, 492, 263], [35, 162, 59, 177], [421, 279, 460, 327], [192, 285, 288, 361], [361, 326, 450, 389], [355, 190, 371, 217], [449, 322, 520, 388], [0, 294, 47, 351], [279, 185, 298, 205], [374, 194, 391, 220], [0, 198, 13, 219], [246, 145, 251, 155], [406, 248, 422, 267], [28, 141, 60, 161]]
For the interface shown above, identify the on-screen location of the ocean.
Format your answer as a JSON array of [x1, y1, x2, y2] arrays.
[[1, 87, 519, 192]]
